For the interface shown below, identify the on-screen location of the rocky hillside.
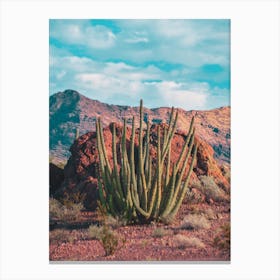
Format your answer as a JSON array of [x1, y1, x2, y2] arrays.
[[50, 89, 230, 165]]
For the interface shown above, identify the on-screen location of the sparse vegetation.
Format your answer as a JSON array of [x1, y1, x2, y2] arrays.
[[87, 224, 125, 256], [213, 223, 230, 251], [61, 191, 86, 208], [152, 227, 172, 238], [193, 176, 228, 202], [202, 208, 217, 220], [185, 187, 205, 204], [105, 215, 127, 229], [88, 225, 103, 240], [100, 226, 119, 256], [49, 198, 83, 222], [180, 214, 211, 230], [173, 235, 205, 249]]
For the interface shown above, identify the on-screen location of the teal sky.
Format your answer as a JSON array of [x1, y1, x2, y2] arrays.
[[50, 19, 230, 110]]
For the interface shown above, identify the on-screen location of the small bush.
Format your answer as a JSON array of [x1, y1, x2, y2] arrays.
[[100, 226, 119, 256], [105, 215, 127, 229], [194, 176, 227, 202], [88, 224, 121, 256], [202, 208, 217, 220], [185, 187, 204, 204], [49, 198, 63, 221], [49, 198, 83, 222], [173, 235, 205, 249], [61, 191, 86, 208], [213, 223, 230, 251], [180, 214, 211, 230], [152, 227, 171, 238], [88, 225, 103, 240]]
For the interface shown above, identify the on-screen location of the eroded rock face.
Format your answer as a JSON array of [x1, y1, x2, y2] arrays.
[[57, 123, 230, 210]]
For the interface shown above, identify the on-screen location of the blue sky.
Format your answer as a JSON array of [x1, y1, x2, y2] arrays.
[[50, 19, 230, 110]]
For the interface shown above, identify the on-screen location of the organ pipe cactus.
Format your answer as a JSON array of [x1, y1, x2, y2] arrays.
[[96, 100, 197, 223]]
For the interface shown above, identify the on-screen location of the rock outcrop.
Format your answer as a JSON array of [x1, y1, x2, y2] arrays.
[[56, 123, 230, 210]]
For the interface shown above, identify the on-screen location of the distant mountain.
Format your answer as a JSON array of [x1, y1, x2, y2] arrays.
[[49, 89, 230, 165]]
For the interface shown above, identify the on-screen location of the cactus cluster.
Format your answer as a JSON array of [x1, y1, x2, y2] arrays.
[[96, 100, 197, 223]]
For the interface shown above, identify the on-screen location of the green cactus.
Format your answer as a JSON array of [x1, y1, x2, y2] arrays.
[[96, 100, 197, 223]]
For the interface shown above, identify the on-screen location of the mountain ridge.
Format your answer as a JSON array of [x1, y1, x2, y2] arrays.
[[50, 89, 230, 165]]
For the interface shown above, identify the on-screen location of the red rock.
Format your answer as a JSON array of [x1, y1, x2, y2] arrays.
[[57, 123, 229, 210]]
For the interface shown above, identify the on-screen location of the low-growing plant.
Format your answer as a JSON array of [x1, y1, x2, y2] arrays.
[[61, 191, 86, 208], [202, 208, 217, 220], [152, 227, 171, 238], [100, 226, 119, 256], [184, 187, 204, 204], [49, 198, 83, 222], [173, 235, 205, 249], [88, 224, 124, 256], [213, 223, 230, 251], [105, 215, 127, 229], [88, 225, 103, 240], [180, 214, 211, 230], [193, 176, 228, 203]]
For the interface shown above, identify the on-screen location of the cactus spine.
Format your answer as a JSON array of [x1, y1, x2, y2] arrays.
[[96, 100, 197, 223]]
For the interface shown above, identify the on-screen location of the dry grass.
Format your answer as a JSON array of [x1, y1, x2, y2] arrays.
[[152, 227, 172, 238], [202, 208, 218, 220], [213, 223, 230, 251], [49, 198, 83, 222], [194, 176, 228, 202], [173, 235, 205, 249], [88, 225, 103, 240], [180, 214, 211, 230], [105, 215, 127, 228]]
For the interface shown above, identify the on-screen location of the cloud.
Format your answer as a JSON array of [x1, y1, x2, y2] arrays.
[[50, 20, 116, 49], [49, 19, 230, 109], [75, 71, 208, 110]]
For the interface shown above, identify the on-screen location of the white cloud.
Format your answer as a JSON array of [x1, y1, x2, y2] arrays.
[[75, 71, 208, 110], [51, 21, 116, 49], [55, 70, 66, 80]]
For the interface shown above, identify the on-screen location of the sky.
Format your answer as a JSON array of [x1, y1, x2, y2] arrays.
[[49, 19, 230, 110]]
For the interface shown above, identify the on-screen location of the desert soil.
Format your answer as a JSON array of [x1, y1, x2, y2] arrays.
[[49, 201, 230, 262]]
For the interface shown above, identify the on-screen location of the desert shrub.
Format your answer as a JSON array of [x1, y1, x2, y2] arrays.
[[213, 223, 230, 251], [49, 198, 83, 222], [202, 208, 217, 220], [100, 226, 119, 256], [173, 235, 205, 249], [105, 215, 127, 229], [88, 225, 103, 240], [49, 198, 63, 221], [88, 224, 123, 256], [152, 227, 171, 238], [194, 176, 228, 202], [184, 187, 204, 204], [180, 214, 210, 230], [61, 191, 86, 208]]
